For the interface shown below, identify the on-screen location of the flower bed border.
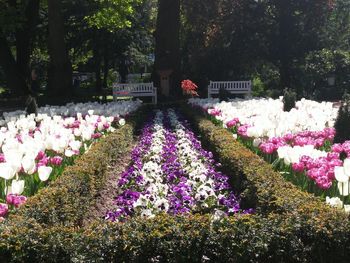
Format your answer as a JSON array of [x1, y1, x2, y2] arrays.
[[0, 104, 350, 262]]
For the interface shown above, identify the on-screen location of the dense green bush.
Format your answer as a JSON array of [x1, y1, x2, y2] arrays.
[[1, 104, 350, 262], [218, 86, 231, 101], [334, 93, 350, 143], [283, 88, 297, 112]]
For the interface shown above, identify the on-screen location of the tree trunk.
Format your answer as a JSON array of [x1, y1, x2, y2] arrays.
[[154, 0, 181, 98], [0, 33, 37, 114], [93, 46, 102, 92], [0, 33, 29, 96], [16, 0, 40, 81], [48, 0, 72, 98], [103, 54, 109, 90], [119, 55, 128, 84], [276, 0, 293, 90]]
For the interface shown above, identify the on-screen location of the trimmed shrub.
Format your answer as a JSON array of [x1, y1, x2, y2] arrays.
[[334, 93, 350, 143], [283, 88, 297, 112]]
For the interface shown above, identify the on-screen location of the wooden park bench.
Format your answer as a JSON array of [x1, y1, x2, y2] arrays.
[[208, 80, 252, 98], [112, 82, 157, 104]]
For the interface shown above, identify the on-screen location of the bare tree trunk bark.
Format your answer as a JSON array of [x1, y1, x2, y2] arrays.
[[48, 0, 72, 98], [154, 0, 181, 99], [16, 0, 40, 81]]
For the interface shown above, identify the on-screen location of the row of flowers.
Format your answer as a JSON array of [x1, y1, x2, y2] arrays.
[[106, 109, 251, 221], [0, 101, 142, 221], [188, 97, 350, 212]]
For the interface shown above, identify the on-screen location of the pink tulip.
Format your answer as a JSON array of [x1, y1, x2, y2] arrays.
[[92, 133, 102, 139], [292, 162, 305, 173], [36, 151, 46, 161], [0, 154, 5, 163], [50, 156, 63, 166], [0, 203, 8, 217], [327, 152, 340, 161], [7, 194, 27, 208], [283, 133, 294, 142]]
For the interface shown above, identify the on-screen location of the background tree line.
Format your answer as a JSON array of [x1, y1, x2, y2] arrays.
[[0, 0, 349, 106]]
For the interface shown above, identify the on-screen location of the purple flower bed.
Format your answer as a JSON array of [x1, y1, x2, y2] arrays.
[[106, 109, 251, 221]]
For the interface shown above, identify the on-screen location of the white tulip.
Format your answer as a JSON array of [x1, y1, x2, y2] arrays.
[[0, 163, 17, 180], [344, 159, 350, 176], [69, 140, 82, 151], [38, 166, 53, 182], [344, 205, 350, 214], [64, 149, 75, 157], [338, 181, 350, 196], [335, 166, 349, 183], [21, 155, 36, 175], [11, 180, 25, 195]]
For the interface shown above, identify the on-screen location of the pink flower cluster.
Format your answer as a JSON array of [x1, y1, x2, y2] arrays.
[[6, 194, 27, 208], [208, 108, 222, 117], [292, 153, 343, 189], [259, 128, 336, 155], [226, 118, 240, 128], [0, 203, 8, 219], [237, 125, 251, 138], [0, 194, 28, 221], [36, 151, 63, 167]]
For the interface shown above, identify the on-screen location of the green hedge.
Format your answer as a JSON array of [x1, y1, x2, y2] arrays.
[[1, 104, 350, 262]]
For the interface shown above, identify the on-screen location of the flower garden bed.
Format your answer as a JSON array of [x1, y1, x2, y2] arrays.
[[0, 102, 350, 262], [188, 97, 350, 212], [0, 101, 141, 221]]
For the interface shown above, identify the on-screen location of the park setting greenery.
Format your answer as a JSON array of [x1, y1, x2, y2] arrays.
[[1, 0, 350, 262]]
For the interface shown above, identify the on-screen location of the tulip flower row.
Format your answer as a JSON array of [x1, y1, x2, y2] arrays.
[[189, 97, 350, 213], [0, 100, 142, 221], [106, 109, 251, 221], [0, 100, 142, 126]]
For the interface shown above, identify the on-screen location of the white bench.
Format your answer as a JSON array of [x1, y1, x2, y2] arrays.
[[208, 80, 252, 98], [112, 82, 157, 104]]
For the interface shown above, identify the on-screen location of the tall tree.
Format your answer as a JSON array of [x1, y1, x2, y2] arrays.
[[47, 0, 72, 97], [154, 0, 181, 98]]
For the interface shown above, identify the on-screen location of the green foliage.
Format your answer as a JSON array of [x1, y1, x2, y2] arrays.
[[85, 0, 141, 32], [305, 49, 350, 99], [334, 93, 350, 143], [252, 76, 266, 97], [282, 88, 296, 112]]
